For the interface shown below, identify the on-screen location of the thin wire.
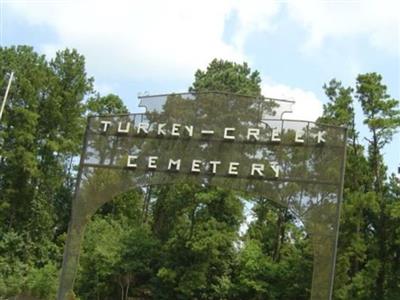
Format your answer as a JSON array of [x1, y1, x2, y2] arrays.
[[0, 72, 14, 122]]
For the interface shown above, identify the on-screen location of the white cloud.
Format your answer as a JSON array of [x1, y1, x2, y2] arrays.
[[286, 0, 400, 55], [6, 0, 282, 81], [6, 0, 396, 87], [230, 0, 280, 49], [262, 82, 323, 121], [5, 0, 396, 113]]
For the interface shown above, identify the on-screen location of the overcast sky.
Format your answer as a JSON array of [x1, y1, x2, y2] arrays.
[[1, 0, 399, 174]]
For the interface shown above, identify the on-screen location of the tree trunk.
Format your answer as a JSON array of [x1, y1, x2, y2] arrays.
[[371, 130, 386, 300], [273, 207, 287, 262], [142, 186, 152, 224], [125, 278, 130, 300]]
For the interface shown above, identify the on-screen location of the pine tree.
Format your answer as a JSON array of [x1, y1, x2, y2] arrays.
[[356, 73, 400, 299]]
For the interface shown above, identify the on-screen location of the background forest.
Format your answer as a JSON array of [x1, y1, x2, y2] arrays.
[[0, 46, 400, 300]]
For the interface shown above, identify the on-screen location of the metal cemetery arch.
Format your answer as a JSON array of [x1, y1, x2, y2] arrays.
[[57, 92, 346, 300]]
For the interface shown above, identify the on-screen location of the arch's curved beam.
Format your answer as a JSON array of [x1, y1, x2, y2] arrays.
[[57, 92, 346, 300]]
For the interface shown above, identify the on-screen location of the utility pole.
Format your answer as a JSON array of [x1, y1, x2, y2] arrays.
[[0, 72, 14, 122]]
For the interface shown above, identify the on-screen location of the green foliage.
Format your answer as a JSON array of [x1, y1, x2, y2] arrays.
[[238, 198, 313, 300], [321, 74, 400, 300], [0, 231, 58, 299], [77, 216, 124, 298], [86, 93, 128, 115], [0, 46, 93, 252], [25, 262, 59, 300], [152, 185, 243, 300], [150, 59, 262, 299], [0, 46, 92, 298], [355, 73, 400, 299], [356, 73, 400, 148], [319, 79, 356, 142], [234, 240, 272, 297], [189, 58, 262, 96], [1, 50, 399, 300], [76, 190, 160, 300]]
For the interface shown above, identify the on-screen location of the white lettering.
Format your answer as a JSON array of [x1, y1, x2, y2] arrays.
[[209, 161, 221, 174], [127, 155, 138, 168], [224, 128, 235, 140], [271, 128, 281, 142], [118, 122, 130, 133], [148, 156, 158, 169], [100, 121, 112, 132], [157, 123, 166, 135], [172, 123, 181, 136], [201, 130, 214, 135], [247, 128, 260, 141], [167, 159, 181, 171], [184, 125, 194, 137], [128, 156, 280, 177], [251, 164, 265, 176], [270, 163, 280, 178], [228, 162, 239, 175], [191, 160, 202, 173], [137, 122, 149, 134]]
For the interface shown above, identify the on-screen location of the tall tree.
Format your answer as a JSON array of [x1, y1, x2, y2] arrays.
[[385, 175, 400, 298], [189, 58, 261, 95], [356, 72, 400, 299], [0, 46, 93, 297], [319, 79, 375, 299], [41, 48, 93, 236], [152, 59, 262, 299]]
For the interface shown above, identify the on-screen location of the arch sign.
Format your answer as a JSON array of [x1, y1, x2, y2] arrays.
[[57, 92, 346, 300]]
